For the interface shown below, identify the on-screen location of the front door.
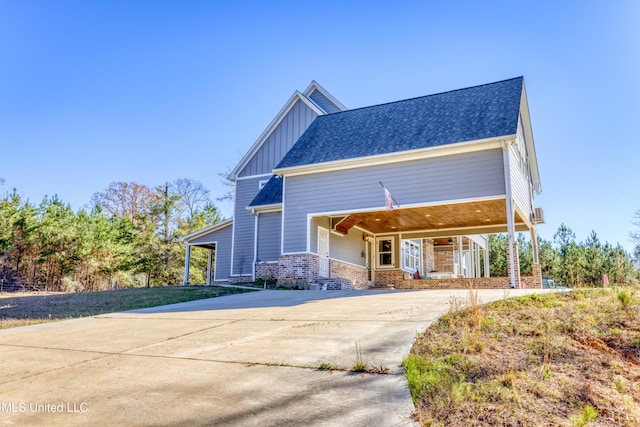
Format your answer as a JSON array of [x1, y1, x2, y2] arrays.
[[318, 227, 329, 278]]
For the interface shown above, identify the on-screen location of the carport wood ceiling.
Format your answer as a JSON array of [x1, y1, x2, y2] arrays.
[[334, 199, 526, 234]]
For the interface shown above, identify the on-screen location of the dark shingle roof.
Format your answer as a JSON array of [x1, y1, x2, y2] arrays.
[[248, 175, 283, 207], [276, 77, 523, 169]]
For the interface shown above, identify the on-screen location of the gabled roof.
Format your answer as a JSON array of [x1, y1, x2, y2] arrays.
[[228, 81, 346, 182], [275, 77, 524, 170], [248, 175, 283, 208], [304, 80, 348, 113]]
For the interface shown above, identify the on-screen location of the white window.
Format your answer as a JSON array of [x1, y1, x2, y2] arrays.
[[376, 237, 395, 268], [402, 239, 421, 273]]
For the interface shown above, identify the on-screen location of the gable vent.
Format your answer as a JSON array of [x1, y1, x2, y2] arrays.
[[532, 207, 545, 224]]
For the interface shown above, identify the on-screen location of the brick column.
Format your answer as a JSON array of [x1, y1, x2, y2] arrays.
[[530, 263, 542, 288], [506, 240, 520, 287]]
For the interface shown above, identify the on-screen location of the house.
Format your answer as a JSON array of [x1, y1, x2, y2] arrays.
[[182, 77, 543, 290]]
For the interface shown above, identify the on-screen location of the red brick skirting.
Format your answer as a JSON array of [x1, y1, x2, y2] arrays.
[[396, 275, 542, 290]]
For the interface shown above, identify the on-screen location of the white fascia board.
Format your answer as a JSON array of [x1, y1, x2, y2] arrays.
[[229, 91, 325, 181], [520, 82, 542, 194], [273, 137, 511, 177], [180, 218, 234, 242], [235, 173, 275, 181], [303, 80, 348, 112]]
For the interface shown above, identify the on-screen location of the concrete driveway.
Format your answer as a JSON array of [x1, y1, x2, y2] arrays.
[[0, 288, 549, 426]]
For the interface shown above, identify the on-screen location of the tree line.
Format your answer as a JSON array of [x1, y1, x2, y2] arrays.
[[0, 179, 221, 291], [489, 223, 638, 287]]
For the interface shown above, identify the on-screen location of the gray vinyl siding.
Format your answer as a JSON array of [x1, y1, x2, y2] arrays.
[[238, 100, 319, 177], [283, 150, 505, 253], [309, 90, 342, 114], [232, 177, 262, 275], [188, 224, 233, 281], [257, 211, 281, 262]]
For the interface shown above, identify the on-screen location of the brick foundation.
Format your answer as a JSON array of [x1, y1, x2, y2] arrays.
[[397, 275, 542, 290], [373, 269, 404, 288], [228, 275, 253, 284], [329, 259, 369, 290]]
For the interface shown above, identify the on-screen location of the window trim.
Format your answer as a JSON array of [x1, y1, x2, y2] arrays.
[[376, 236, 395, 269], [401, 239, 421, 273]]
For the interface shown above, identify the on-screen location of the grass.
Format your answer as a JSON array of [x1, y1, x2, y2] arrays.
[[405, 287, 640, 426], [0, 285, 253, 329]]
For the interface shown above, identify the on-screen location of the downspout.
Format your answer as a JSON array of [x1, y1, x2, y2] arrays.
[[502, 139, 517, 288], [252, 209, 258, 282]]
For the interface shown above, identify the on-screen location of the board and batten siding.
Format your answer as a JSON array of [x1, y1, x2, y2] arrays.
[[309, 90, 342, 114], [188, 223, 233, 281], [283, 149, 505, 254], [257, 211, 282, 262], [238, 100, 319, 178], [232, 177, 263, 275]]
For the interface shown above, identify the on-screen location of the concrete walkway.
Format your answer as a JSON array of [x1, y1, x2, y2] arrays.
[[0, 288, 551, 426]]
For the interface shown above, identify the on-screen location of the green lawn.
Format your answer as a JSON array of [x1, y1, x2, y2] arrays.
[[0, 285, 254, 329]]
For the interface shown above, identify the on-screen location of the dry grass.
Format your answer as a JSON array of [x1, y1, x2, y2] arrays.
[[0, 286, 252, 329], [405, 288, 640, 426]]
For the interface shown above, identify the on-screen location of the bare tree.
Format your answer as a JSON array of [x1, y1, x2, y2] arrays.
[[631, 210, 640, 244], [216, 168, 235, 203], [172, 178, 211, 220], [91, 182, 156, 226]]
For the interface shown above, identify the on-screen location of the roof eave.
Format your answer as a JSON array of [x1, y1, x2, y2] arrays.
[[519, 81, 542, 194], [180, 218, 234, 242], [273, 136, 512, 177], [246, 203, 282, 213]]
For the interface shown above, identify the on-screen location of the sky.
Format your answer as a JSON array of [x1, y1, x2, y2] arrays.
[[1, 0, 639, 252]]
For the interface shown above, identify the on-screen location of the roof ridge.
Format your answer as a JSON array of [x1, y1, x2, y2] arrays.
[[324, 76, 524, 116]]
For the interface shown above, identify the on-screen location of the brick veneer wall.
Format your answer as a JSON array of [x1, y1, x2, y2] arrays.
[[255, 262, 279, 280], [278, 254, 320, 283], [329, 259, 369, 290]]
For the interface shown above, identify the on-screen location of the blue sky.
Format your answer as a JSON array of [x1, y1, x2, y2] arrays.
[[1, 1, 639, 252]]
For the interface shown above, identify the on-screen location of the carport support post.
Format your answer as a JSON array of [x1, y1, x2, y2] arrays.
[[206, 249, 213, 285], [484, 247, 490, 277], [183, 245, 191, 285]]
